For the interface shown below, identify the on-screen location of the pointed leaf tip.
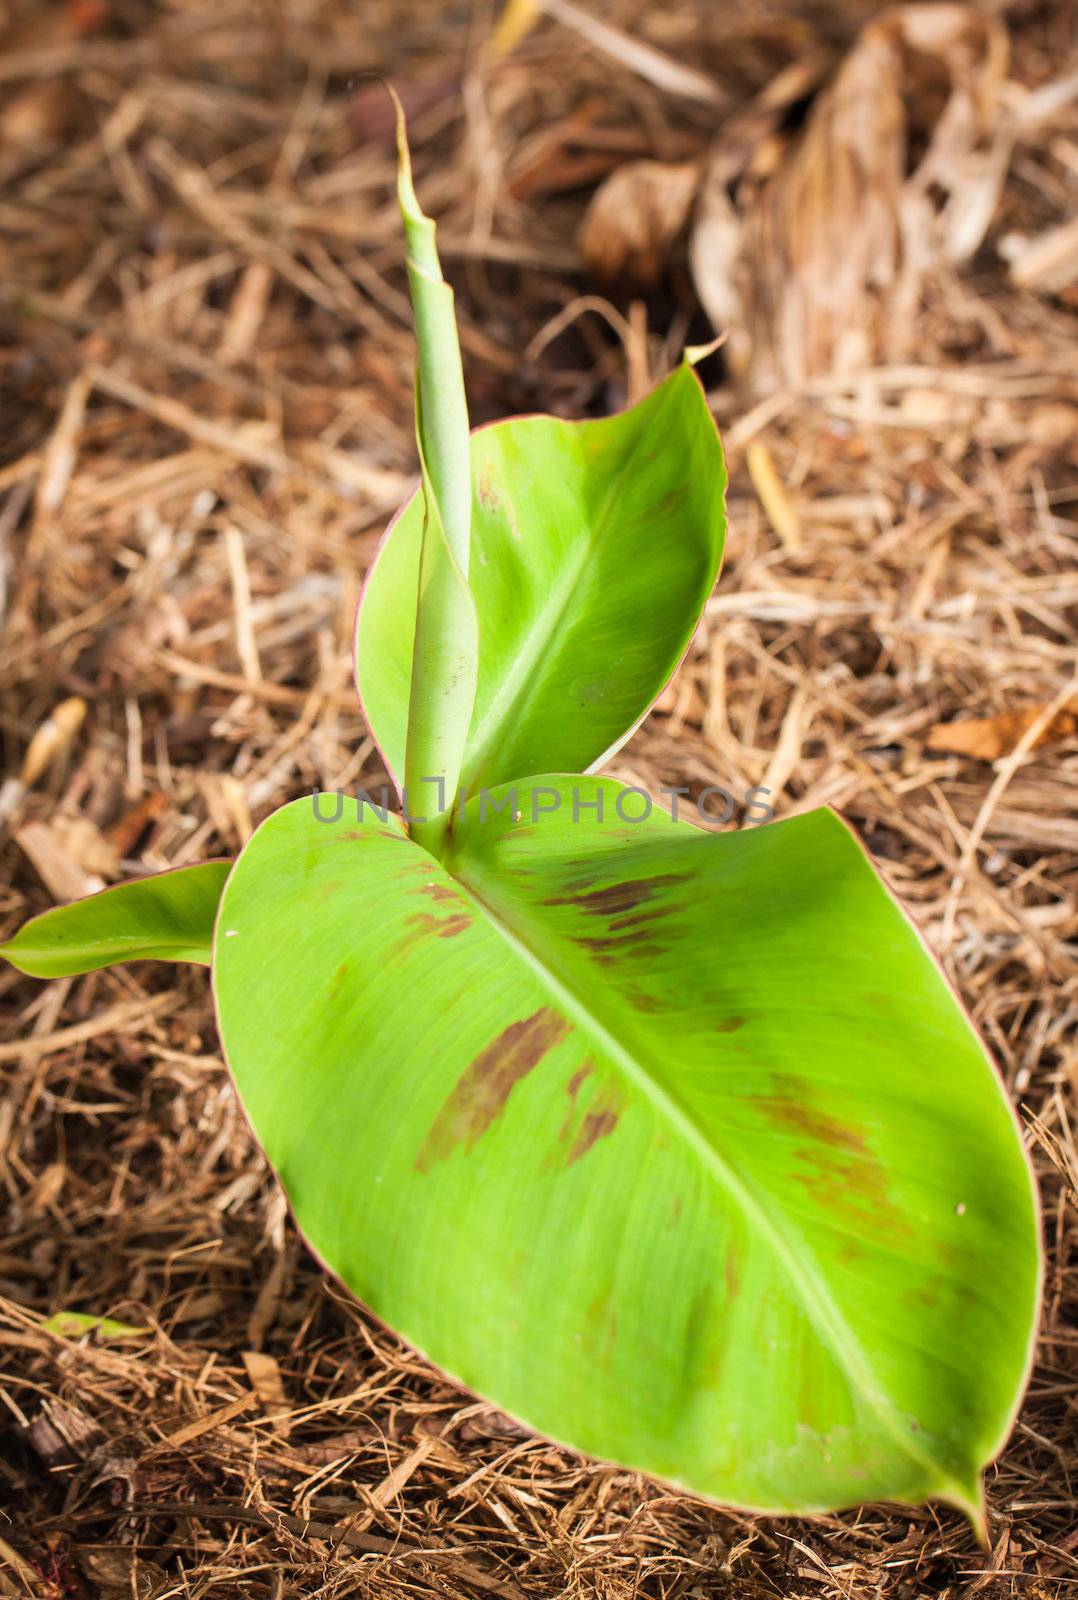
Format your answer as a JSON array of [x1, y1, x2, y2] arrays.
[[683, 332, 727, 366], [391, 85, 441, 282], [940, 1475, 989, 1546]]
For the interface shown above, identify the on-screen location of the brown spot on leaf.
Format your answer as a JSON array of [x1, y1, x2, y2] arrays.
[[761, 1075, 868, 1154], [566, 1062, 594, 1100], [420, 881, 460, 907], [837, 1236, 866, 1266], [396, 910, 440, 958], [546, 872, 684, 917], [758, 1077, 915, 1241], [397, 902, 473, 956], [684, 1282, 712, 1357], [567, 1108, 619, 1166], [477, 464, 497, 509], [761, 1081, 908, 1241], [723, 1235, 742, 1300], [792, 1156, 912, 1240], [607, 907, 670, 931], [416, 1008, 571, 1172], [903, 1279, 941, 1312], [560, 1068, 624, 1164], [715, 1015, 746, 1033], [574, 932, 665, 967], [652, 485, 685, 516], [559, 1059, 596, 1143], [327, 960, 349, 1002]]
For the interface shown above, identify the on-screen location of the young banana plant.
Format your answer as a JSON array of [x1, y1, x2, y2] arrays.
[[1, 99, 1039, 1529]]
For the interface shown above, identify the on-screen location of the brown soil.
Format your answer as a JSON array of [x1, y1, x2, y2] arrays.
[[1, 2, 1075, 1596]]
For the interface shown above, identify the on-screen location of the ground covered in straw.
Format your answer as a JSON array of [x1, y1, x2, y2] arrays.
[[1, 1, 1076, 1596]]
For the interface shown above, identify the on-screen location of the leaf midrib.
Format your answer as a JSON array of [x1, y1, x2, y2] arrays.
[[452, 854, 966, 1504]]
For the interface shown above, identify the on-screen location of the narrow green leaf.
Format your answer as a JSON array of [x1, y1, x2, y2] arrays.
[[0, 861, 232, 977], [357, 364, 726, 799], [212, 791, 1038, 1518]]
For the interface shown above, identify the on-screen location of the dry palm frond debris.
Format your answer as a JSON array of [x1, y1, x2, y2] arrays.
[[583, 3, 1078, 394], [0, 0, 1076, 1596]]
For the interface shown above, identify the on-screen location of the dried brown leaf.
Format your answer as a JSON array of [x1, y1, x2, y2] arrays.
[[242, 1349, 291, 1435], [692, 4, 1015, 390], [926, 701, 1078, 760], [579, 158, 701, 286], [14, 819, 106, 902]]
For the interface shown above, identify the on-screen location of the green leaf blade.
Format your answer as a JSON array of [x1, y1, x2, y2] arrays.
[[213, 791, 1037, 1516], [0, 860, 232, 977], [357, 363, 727, 798]]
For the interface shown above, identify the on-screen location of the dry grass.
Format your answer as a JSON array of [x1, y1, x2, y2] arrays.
[[1, 1, 1076, 1595]]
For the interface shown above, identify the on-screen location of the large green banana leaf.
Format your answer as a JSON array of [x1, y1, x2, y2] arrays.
[[211, 781, 1038, 1519], [356, 364, 726, 799]]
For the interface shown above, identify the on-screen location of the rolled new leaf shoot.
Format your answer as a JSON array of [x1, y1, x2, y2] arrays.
[[392, 91, 477, 853], [393, 90, 470, 575]]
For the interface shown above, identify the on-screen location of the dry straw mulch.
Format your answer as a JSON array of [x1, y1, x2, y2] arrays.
[[1, 1, 1076, 1596]]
